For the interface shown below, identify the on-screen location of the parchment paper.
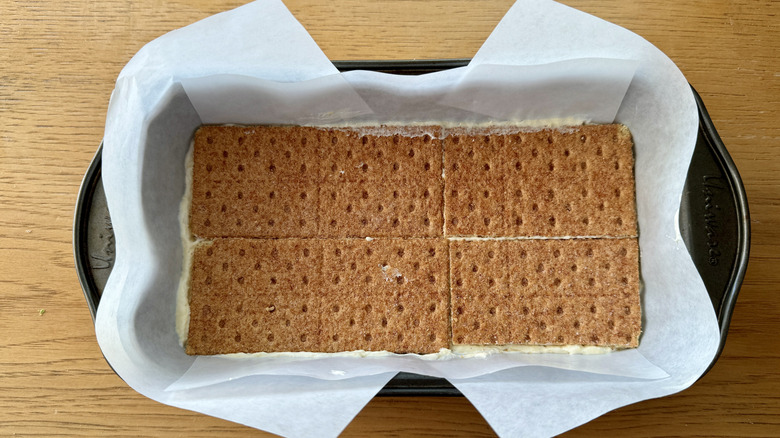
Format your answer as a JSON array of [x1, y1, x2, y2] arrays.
[[96, 0, 720, 436]]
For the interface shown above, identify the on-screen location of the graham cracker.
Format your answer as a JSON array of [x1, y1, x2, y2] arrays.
[[318, 238, 449, 353], [444, 181, 506, 237], [444, 124, 637, 237], [191, 125, 443, 239], [186, 238, 449, 354], [505, 238, 640, 299], [186, 238, 322, 355], [450, 240, 513, 345], [450, 238, 640, 348], [190, 179, 319, 238], [443, 130, 506, 236], [509, 295, 641, 347], [193, 125, 324, 182], [318, 178, 443, 238], [321, 126, 442, 183]]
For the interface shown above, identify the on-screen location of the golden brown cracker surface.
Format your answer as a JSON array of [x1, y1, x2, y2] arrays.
[[450, 238, 640, 348], [318, 238, 449, 353], [444, 124, 636, 237], [186, 238, 449, 354], [187, 124, 640, 354], [186, 239, 322, 355]]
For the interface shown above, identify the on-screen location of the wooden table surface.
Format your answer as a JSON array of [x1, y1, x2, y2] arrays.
[[2, 0, 778, 436]]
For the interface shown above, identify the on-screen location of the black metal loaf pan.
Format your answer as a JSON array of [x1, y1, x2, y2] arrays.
[[74, 59, 750, 396]]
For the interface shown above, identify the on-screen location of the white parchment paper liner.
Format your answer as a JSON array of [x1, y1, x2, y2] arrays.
[[96, 0, 720, 436]]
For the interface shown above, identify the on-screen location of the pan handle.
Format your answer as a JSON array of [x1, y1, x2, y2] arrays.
[[678, 87, 750, 375]]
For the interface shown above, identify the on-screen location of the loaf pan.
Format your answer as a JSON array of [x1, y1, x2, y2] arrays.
[[74, 59, 750, 396]]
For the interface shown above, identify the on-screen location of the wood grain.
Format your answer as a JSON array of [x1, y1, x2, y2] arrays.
[[1, 0, 778, 436]]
